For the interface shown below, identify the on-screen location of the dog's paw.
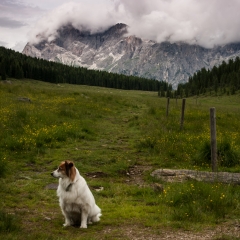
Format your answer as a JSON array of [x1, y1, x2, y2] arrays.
[[80, 224, 87, 229], [63, 223, 70, 227]]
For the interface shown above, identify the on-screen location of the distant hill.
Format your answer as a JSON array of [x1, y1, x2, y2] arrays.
[[0, 46, 170, 92], [176, 57, 240, 97], [22, 23, 240, 88]]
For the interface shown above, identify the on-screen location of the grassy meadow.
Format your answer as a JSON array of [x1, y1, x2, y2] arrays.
[[1, 79, 240, 239]]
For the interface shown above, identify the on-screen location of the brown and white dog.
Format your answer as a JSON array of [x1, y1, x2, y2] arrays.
[[51, 161, 101, 228]]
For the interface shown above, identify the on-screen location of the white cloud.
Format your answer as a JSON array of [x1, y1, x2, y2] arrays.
[[0, 0, 46, 51], [0, 0, 45, 19], [28, 1, 119, 44], [116, 0, 240, 48], [13, 41, 27, 52], [0, 17, 27, 28], [2, 0, 240, 51], [28, 0, 240, 48], [0, 25, 30, 51], [0, 40, 8, 47]]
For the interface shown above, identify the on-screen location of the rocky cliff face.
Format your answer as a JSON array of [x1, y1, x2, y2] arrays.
[[22, 23, 240, 88]]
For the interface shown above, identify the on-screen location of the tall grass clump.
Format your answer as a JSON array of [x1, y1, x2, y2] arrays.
[[193, 139, 239, 168], [137, 136, 158, 152], [160, 181, 240, 225], [0, 210, 20, 233], [0, 153, 7, 178]]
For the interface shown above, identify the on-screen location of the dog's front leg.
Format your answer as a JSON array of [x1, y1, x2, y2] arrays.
[[63, 213, 71, 227], [63, 220, 71, 227], [61, 208, 72, 227], [80, 209, 88, 228]]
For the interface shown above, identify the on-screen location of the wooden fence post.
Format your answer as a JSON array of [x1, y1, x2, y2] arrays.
[[180, 98, 186, 130], [166, 97, 170, 117], [210, 107, 217, 172]]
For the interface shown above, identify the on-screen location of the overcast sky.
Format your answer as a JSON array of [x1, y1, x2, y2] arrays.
[[1, 0, 240, 52]]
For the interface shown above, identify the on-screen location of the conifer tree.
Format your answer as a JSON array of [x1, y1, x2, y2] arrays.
[[0, 61, 6, 80]]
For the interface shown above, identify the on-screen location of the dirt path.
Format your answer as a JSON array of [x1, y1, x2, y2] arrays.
[[100, 220, 240, 239], [126, 165, 153, 186]]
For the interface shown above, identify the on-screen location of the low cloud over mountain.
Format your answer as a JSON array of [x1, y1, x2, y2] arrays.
[[23, 23, 240, 88], [29, 0, 240, 48]]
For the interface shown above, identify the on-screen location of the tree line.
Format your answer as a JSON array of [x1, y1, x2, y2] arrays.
[[0, 46, 172, 92], [175, 57, 240, 97]]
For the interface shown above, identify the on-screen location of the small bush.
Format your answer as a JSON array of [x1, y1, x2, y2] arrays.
[[193, 140, 239, 167], [148, 107, 156, 115], [137, 136, 158, 151], [218, 140, 239, 167], [0, 210, 20, 233]]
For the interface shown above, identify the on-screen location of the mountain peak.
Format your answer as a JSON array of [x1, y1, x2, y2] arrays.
[[22, 23, 240, 88]]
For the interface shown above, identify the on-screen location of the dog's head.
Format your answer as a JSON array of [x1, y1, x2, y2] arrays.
[[51, 161, 76, 182]]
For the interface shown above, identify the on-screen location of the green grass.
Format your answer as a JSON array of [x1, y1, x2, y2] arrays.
[[193, 139, 239, 168], [160, 181, 240, 226], [0, 209, 20, 233], [1, 79, 240, 239]]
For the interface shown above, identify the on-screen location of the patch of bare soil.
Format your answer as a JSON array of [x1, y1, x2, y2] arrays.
[[99, 221, 240, 240], [107, 221, 240, 239], [125, 165, 153, 186], [85, 171, 108, 178]]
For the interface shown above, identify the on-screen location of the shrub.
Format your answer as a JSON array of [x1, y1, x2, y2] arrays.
[[193, 140, 239, 167], [218, 140, 239, 167], [148, 107, 156, 115], [137, 136, 158, 151], [192, 141, 211, 167]]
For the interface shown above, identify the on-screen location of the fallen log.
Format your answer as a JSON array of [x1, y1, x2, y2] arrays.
[[151, 169, 240, 184]]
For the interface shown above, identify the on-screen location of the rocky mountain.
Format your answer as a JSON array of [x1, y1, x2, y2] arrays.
[[22, 23, 240, 88]]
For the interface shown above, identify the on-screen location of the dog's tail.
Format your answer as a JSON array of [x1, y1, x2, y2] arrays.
[[92, 213, 102, 222], [91, 205, 102, 222]]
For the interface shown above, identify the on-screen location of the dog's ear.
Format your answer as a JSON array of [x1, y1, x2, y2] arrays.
[[65, 161, 74, 177], [69, 162, 74, 168], [65, 161, 70, 177]]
